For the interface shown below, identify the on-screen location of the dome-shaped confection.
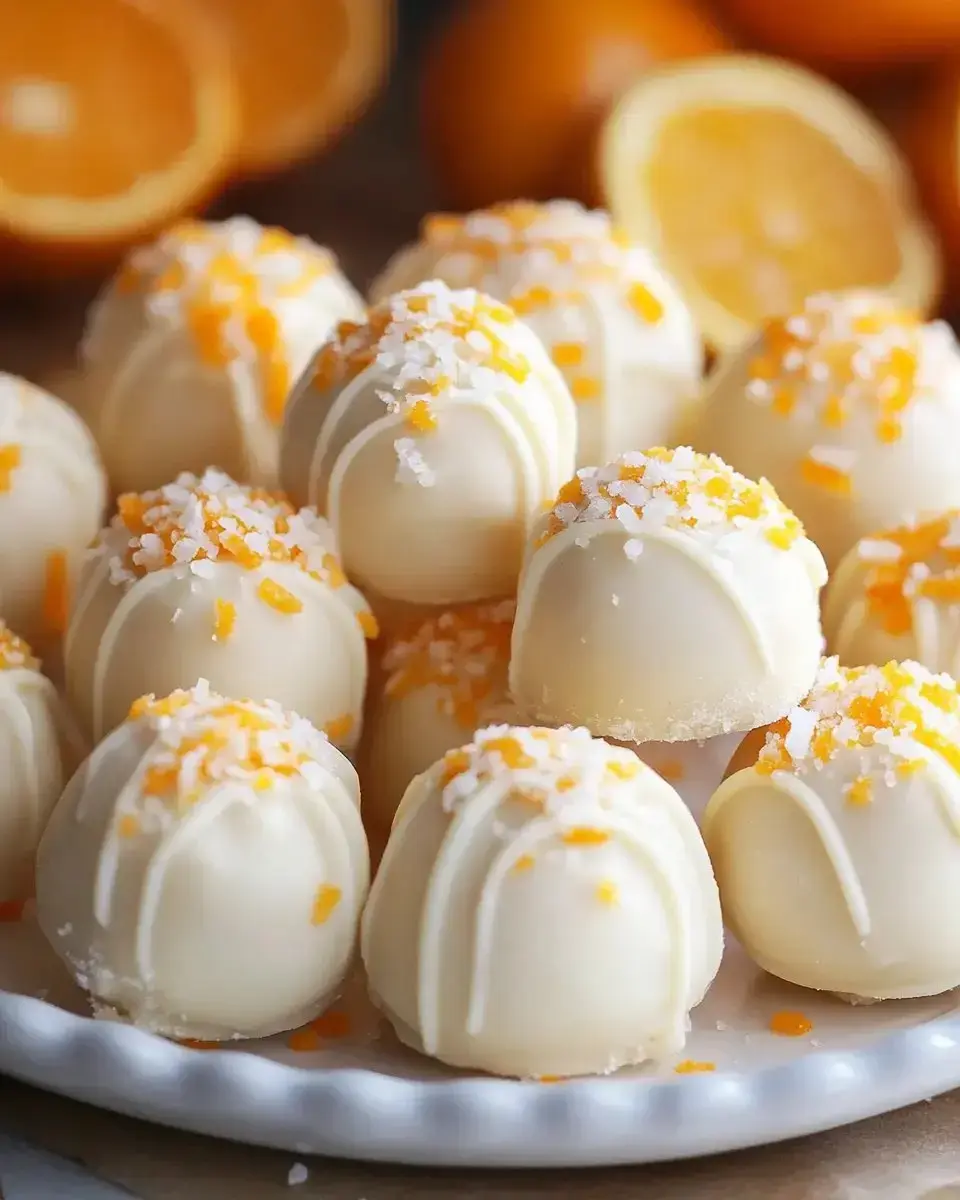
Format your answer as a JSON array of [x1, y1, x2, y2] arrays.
[[81, 217, 364, 494], [372, 201, 703, 467], [692, 292, 960, 569], [0, 621, 83, 904], [510, 446, 827, 743], [37, 683, 369, 1040], [361, 599, 520, 836], [280, 280, 577, 607], [0, 373, 106, 650], [824, 512, 960, 675], [362, 724, 722, 1078], [65, 469, 375, 746], [705, 659, 960, 1000]]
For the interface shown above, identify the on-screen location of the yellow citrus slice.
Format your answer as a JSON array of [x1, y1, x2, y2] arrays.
[[0, 0, 238, 276], [600, 55, 941, 350], [196, 0, 393, 176]]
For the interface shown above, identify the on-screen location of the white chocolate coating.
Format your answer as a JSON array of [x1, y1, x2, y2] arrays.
[[0, 623, 83, 903], [0, 374, 106, 650], [824, 512, 960, 675], [280, 280, 577, 606], [36, 683, 369, 1040], [510, 447, 827, 743], [371, 201, 703, 467], [360, 599, 520, 836], [704, 659, 960, 1000], [65, 469, 374, 746], [691, 292, 960, 569], [362, 725, 722, 1078], [80, 217, 364, 494]]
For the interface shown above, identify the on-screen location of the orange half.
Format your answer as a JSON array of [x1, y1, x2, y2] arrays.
[[600, 55, 940, 350], [0, 0, 238, 274], [197, 0, 393, 176]]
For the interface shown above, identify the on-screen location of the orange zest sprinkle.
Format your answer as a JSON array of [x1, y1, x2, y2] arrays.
[[628, 281, 665, 323], [570, 375, 601, 402], [0, 443, 21, 491], [674, 1060, 716, 1074], [856, 513, 960, 637], [562, 827, 609, 846], [537, 1074, 566, 1083], [769, 1010, 813, 1037], [551, 341, 585, 368], [407, 398, 439, 431], [595, 879, 619, 905], [358, 611, 379, 639], [323, 713, 355, 744], [311, 884, 342, 925], [800, 456, 853, 497], [213, 597, 236, 642], [846, 775, 873, 806], [42, 550, 69, 636], [513, 854, 535, 873], [257, 577, 303, 614], [117, 814, 140, 838]]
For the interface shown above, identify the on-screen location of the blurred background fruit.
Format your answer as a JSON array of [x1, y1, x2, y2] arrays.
[[896, 63, 960, 302], [714, 0, 960, 74], [0, 0, 238, 279], [420, 0, 732, 210], [601, 55, 940, 348], [196, 0, 392, 177]]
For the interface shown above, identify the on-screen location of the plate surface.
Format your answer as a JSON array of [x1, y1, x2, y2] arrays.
[[3, 736, 960, 1168]]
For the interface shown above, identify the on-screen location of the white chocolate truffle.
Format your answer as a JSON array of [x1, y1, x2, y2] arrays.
[[824, 512, 960, 675], [36, 683, 369, 1040], [704, 659, 960, 1001], [0, 373, 106, 650], [361, 599, 518, 836], [80, 217, 365, 494], [372, 201, 703, 467], [280, 280, 577, 606], [691, 292, 960, 569], [65, 469, 375, 746], [362, 724, 722, 1078], [0, 622, 83, 904], [510, 447, 827, 743]]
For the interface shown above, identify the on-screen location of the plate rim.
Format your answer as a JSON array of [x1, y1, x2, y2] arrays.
[[2, 985, 960, 1167]]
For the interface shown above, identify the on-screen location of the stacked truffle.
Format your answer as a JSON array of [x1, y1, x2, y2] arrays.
[[6, 200, 960, 1082]]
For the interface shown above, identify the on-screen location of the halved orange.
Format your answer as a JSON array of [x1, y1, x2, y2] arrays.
[[600, 55, 941, 350], [196, 0, 393, 177], [0, 0, 238, 277]]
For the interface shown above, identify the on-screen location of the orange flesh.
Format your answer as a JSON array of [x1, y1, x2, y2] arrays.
[[648, 106, 903, 322], [0, 0, 197, 198]]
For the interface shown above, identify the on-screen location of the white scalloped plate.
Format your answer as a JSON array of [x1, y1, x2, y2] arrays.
[[3, 735, 960, 1168]]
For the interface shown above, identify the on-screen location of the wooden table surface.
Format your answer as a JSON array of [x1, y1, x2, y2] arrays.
[[3, 81, 960, 1200]]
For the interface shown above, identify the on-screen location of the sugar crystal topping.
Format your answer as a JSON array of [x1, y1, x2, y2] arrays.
[[383, 599, 514, 729], [440, 724, 647, 820], [110, 217, 340, 425], [312, 280, 548, 486], [540, 446, 804, 554], [0, 619, 39, 672], [125, 681, 342, 817], [418, 202, 667, 404], [745, 293, 951, 450], [102, 468, 376, 636], [856, 512, 960, 635], [754, 658, 960, 802]]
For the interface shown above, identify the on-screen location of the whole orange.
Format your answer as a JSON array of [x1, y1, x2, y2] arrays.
[[420, 0, 731, 210], [717, 0, 960, 72]]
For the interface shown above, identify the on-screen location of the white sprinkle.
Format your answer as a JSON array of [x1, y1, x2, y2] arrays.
[[808, 444, 858, 472], [624, 539, 644, 561], [611, 594, 620, 606], [783, 706, 818, 761], [288, 1162, 309, 1186], [857, 538, 902, 564]]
